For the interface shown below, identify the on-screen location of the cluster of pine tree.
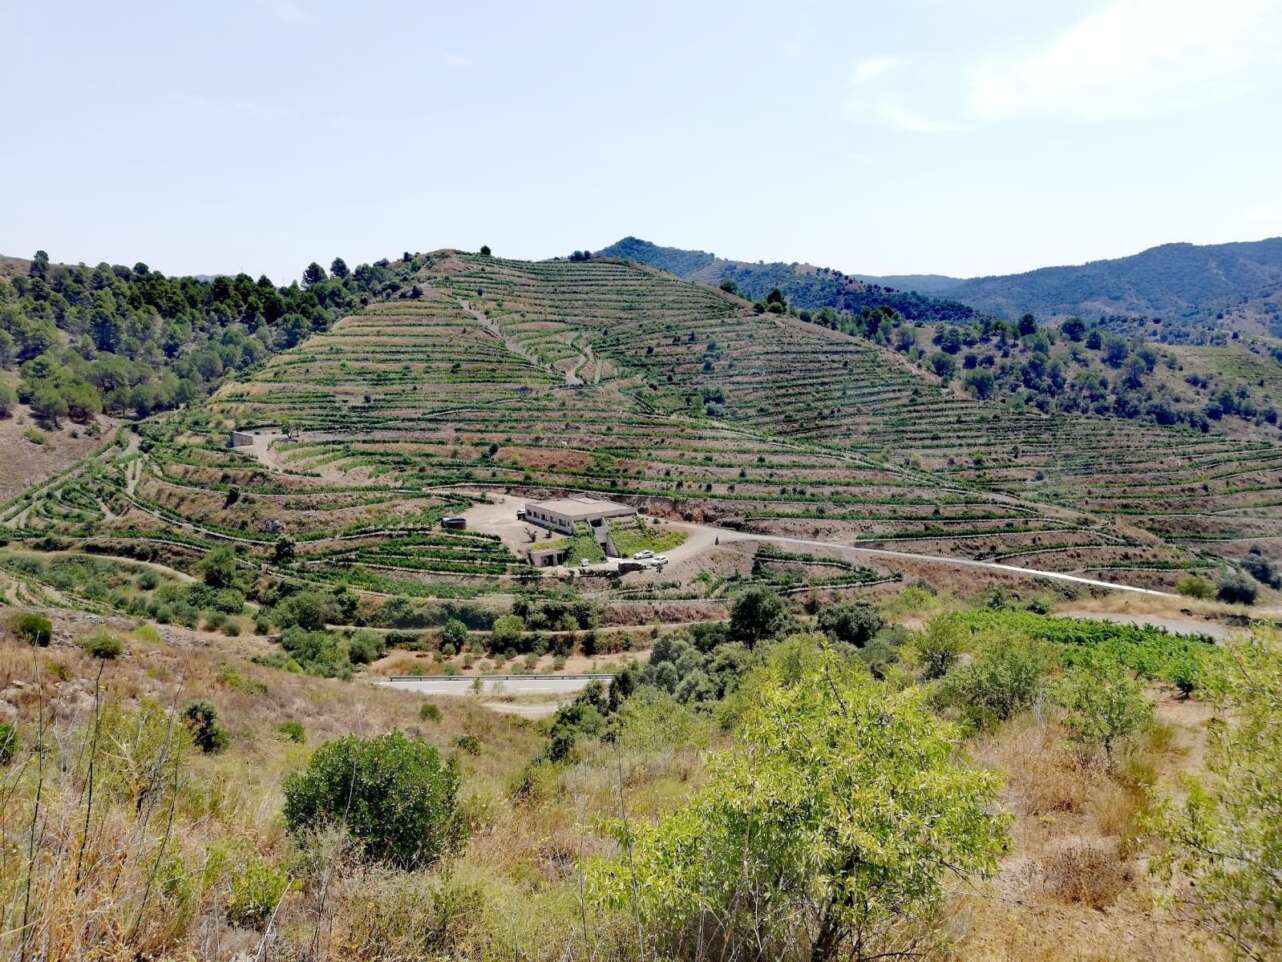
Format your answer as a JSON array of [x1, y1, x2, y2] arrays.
[[0, 251, 421, 427]]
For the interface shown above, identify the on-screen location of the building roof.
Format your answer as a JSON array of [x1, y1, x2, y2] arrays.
[[525, 496, 635, 519]]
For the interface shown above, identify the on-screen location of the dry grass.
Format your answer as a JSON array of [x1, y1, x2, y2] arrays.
[[952, 693, 1224, 962], [1039, 843, 1133, 910]]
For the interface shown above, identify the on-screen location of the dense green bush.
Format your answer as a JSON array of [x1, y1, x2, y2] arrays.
[[283, 731, 462, 869], [489, 614, 524, 651], [277, 720, 306, 743], [941, 640, 1052, 729], [279, 627, 353, 678], [1241, 547, 1280, 589], [347, 630, 386, 665], [12, 611, 52, 647], [1216, 573, 1257, 605], [1054, 658, 1152, 760], [226, 856, 291, 928], [273, 590, 337, 631], [643, 633, 750, 705], [817, 602, 883, 648], [729, 586, 787, 648], [182, 700, 228, 754], [79, 630, 123, 659], [440, 618, 468, 650], [914, 618, 963, 680], [1176, 576, 1215, 600]]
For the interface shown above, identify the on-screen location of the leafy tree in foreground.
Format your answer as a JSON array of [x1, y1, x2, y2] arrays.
[[1154, 637, 1282, 961], [283, 731, 462, 869], [589, 637, 1008, 962], [1054, 657, 1152, 761]]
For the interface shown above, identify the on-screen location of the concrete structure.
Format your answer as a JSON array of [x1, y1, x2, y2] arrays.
[[521, 496, 636, 535], [441, 516, 467, 530], [228, 431, 255, 447]]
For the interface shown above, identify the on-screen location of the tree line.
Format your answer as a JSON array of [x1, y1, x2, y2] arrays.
[[0, 250, 424, 427]]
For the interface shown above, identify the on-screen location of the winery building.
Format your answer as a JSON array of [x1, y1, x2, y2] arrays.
[[522, 497, 636, 535]]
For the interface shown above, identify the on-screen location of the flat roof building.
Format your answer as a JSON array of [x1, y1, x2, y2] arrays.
[[522, 496, 636, 535]]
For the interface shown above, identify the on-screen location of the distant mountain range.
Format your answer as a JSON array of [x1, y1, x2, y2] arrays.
[[597, 236, 1282, 328], [594, 237, 980, 324]]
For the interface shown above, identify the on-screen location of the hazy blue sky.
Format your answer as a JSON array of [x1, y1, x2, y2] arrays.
[[4, 0, 1281, 281]]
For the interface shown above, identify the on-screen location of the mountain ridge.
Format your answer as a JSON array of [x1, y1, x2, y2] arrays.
[[599, 235, 1282, 329]]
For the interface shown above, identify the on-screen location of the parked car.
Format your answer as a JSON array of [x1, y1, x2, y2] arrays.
[[652, 554, 668, 564], [634, 549, 654, 559]]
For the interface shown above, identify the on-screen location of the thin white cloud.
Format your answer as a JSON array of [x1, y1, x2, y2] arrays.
[[846, 0, 1282, 132], [851, 56, 900, 85], [874, 103, 965, 134], [846, 56, 964, 134], [966, 0, 1282, 122], [442, 52, 472, 69], [172, 93, 290, 119]]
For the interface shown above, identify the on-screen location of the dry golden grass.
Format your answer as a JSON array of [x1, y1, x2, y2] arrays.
[[952, 692, 1225, 962]]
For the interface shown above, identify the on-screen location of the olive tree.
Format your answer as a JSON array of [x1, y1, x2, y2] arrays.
[[589, 637, 1008, 961], [1155, 637, 1282, 960], [284, 731, 462, 869]]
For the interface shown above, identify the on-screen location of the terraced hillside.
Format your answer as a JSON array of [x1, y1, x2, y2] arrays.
[[3, 249, 1280, 613]]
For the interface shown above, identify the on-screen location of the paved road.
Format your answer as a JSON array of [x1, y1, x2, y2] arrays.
[[460, 492, 1177, 597], [376, 673, 612, 696]]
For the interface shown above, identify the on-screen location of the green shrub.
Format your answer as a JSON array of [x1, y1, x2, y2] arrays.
[[729, 586, 787, 648], [1241, 547, 1281, 589], [226, 856, 290, 928], [1216, 573, 1257, 605], [454, 734, 481, 755], [79, 630, 123, 659], [182, 700, 228, 753], [12, 612, 52, 647], [0, 721, 16, 765], [418, 702, 442, 723], [1054, 659, 1153, 761], [283, 731, 462, 869], [1176, 576, 1215, 600], [273, 590, 336, 631], [816, 602, 883, 648], [137, 570, 160, 591], [278, 720, 306, 743], [279, 626, 352, 678], [23, 427, 45, 445], [489, 614, 524, 651], [914, 618, 963, 680], [440, 618, 468, 649], [347, 630, 386, 665], [942, 640, 1052, 729]]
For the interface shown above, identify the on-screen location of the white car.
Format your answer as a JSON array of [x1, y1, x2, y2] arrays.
[[634, 549, 654, 559], [652, 554, 668, 564]]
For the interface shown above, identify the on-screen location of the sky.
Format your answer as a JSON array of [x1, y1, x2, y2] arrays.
[[3, 0, 1281, 282]]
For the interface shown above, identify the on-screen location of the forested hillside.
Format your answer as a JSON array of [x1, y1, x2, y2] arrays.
[[0, 251, 423, 426], [928, 237, 1282, 323], [594, 237, 980, 322], [605, 235, 1282, 339], [595, 238, 1282, 437]]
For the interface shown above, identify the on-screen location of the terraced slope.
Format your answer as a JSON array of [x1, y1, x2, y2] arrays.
[[5, 250, 1279, 604]]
